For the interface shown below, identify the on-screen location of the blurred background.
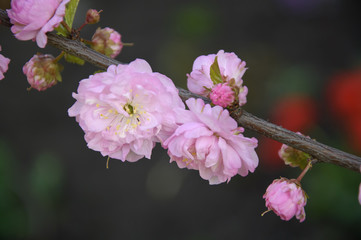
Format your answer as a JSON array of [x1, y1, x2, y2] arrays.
[[1, 0, 361, 239]]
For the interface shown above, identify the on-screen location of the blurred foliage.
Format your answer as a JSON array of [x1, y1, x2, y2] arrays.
[[29, 153, 64, 206], [172, 4, 217, 39], [0, 140, 64, 239], [0, 140, 27, 239], [305, 163, 361, 234]]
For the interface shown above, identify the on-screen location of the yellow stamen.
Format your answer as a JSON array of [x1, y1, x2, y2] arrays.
[[106, 156, 110, 169]]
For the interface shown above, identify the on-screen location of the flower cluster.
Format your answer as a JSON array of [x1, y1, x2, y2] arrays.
[[68, 55, 258, 184], [7, 0, 70, 48], [187, 50, 248, 107], [0, 45, 10, 80], [263, 178, 307, 222]]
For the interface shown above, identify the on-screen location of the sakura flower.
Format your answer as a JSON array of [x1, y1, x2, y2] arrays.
[[163, 98, 258, 184], [23, 53, 62, 91], [187, 50, 248, 106], [91, 27, 123, 58], [263, 178, 307, 222], [7, 0, 70, 48], [68, 59, 185, 162], [0, 45, 10, 80]]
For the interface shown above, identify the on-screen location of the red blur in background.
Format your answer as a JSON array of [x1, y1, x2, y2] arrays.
[[327, 68, 361, 154], [259, 95, 318, 169]]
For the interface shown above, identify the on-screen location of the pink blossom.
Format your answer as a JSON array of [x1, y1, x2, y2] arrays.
[[91, 27, 123, 58], [0, 46, 10, 80], [163, 98, 258, 184], [187, 50, 247, 106], [23, 53, 62, 91], [209, 83, 235, 107], [238, 86, 248, 106], [263, 178, 307, 222], [7, 0, 70, 48], [68, 59, 185, 162]]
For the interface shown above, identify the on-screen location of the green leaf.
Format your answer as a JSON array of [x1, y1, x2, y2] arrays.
[[94, 70, 105, 74], [210, 56, 223, 85], [55, 0, 80, 36], [64, 0, 79, 28], [64, 53, 85, 65]]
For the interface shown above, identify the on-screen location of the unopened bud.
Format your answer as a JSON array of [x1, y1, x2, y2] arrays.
[[91, 27, 122, 58], [85, 9, 101, 24], [209, 83, 235, 107], [278, 132, 310, 169], [263, 178, 307, 222], [23, 54, 62, 91]]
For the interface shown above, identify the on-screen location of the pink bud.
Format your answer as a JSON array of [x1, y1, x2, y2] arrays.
[[263, 178, 307, 222], [91, 27, 123, 58], [209, 83, 235, 107], [23, 54, 62, 91], [278, 132, 310, 169], [238, 86, 248, 106], [85, 9, 100, 24]]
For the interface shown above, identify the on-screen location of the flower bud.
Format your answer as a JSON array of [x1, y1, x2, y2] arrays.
[[209, 83, 235, 107], [91, 27, 123, 58], [23, 54, 62, 91], [278, 132, 310, 169], [263, 178, 307, 222], [85, 9, 101, 24]]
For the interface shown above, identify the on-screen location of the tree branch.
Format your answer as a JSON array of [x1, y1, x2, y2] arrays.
[[1, 9, 360, 172]]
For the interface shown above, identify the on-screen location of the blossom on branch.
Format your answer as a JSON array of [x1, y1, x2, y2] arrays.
[[187, 50, 248, 107], [263, 178, 307, 222], [23, 53, 62, 91], [278, 132, 311, 169], [163, 98, 258, 184], [0, 45, 10, 80], [7, 0, 70, 48], [91, 27, 123, 58], [68, 59, 185, 162]]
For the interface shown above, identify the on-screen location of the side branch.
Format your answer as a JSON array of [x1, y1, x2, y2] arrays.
[[1, 9, 360, 172]]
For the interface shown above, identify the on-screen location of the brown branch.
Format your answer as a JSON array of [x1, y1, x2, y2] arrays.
[[1, 9, 361, 172]]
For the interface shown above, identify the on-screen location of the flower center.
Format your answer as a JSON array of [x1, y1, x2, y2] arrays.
[[95, 93, 152, 137]]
